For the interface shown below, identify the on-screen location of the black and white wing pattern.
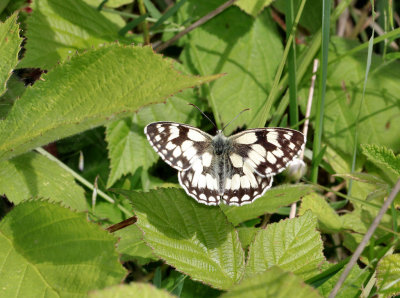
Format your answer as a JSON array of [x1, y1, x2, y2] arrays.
[[144, 122, 212, 171], [145, 122, 305, 207], [220, 128, 305, 206], [229, 128, 305, 177]]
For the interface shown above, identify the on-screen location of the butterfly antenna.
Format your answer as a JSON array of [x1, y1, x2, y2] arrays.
[[222, 108, 250, 132], [188, 103, 218, 130]]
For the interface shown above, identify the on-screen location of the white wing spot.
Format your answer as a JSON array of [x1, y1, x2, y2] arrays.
[[209, 196, 216, 202], [177, 160, 183, 168], [157, 127, 165, 133], [166, 142, 176, 150], [267, 132, 281, 148], [181, 140, 193, 151], [249, 150, 265, 165], [267, 152, 277, 164], [162, 149, 167, 155], [230, 197, 239, 202], [230, 153, 243, 168], [272, 148, 284, 158], [172, 146, 182, 158], [225, 178, 232, 191], [183, 147, 197, 161], [202, 152, 212, 167], [231, 174, 240, 191], [235, 133, 257, 144], [155, 135, 161, 142], [199, 194, 207, 201], [284, 133, 292, 140], [243, 163, 257, 188], [188, 130, 207, 142], [242, 194, 250, 201], [198, 174, 206, 188], [252, 144, 266, 156], [206, 174, 216, 190], [240, 176, 250, 188], [289, 142, 296, 150], [191, 160, 203, 187]]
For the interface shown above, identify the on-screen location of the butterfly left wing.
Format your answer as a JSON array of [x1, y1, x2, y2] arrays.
[[144, 121, 212, 171], [229, 127, 305, 177]]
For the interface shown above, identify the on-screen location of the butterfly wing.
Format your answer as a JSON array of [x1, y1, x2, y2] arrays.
[[178, 159, 221, 206], [229, 128, 305, 177], [145, 122, 213, 171], [220, 127, 305, 206], [221, 165, 273, 206]]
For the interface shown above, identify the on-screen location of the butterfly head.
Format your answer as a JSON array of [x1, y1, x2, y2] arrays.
[[212, 130, 231, 155]]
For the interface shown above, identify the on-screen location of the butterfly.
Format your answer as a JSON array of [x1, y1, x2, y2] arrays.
[[144, 117, 305, 206]]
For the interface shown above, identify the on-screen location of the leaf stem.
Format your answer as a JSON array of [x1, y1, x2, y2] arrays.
[[35, 147, 133, 217]]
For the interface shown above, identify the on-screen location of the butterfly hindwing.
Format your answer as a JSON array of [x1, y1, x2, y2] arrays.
[[144, 122, 212, 171], [230, 128, 305, 177], [178, 158, 221, 206], [221, 163, 273, 206]]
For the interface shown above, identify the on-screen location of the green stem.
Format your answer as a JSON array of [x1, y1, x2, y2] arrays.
[[137, 0, 150, 44], [310, 0, 331, 182], [35, 147, 133, 217]]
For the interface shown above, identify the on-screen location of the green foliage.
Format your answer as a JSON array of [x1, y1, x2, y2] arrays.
[[246, 211, 325, 280], [120, 188, 245, 290], [376, 254, 400, 297], [299, 193, 342, 232], [0, 200, 126, 297], [0, 0, 399, 296], [89, 282, 174, 298], [0, 44, 218, 162], [0, 13, 21, 96], [221, 184, 313, 225], [361, 144, 400, 177], [222, 266, 322, 298], [0, 152, 86, 211], [180, 3, 283, 132]]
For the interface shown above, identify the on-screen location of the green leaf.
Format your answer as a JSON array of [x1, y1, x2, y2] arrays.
[[19, 0, 130, 69], [89, 282, 174, 298], [0, 44, 219, 162], [376, 254, 400, 297], [299, 193, 343, 232], [0, 13, 22, 96], [220, 184, 313, 226], [0, 152, 87, 211], [317, 264, 368, 297], [334, 172, 388, 187], [119, 188, 245, 290], [361, 144, 400, 176], [0, 200, 126, 297], [234, 0, 272, 17], [246, 211, 325, 280], [222, 266, 322, 298], [105, 93, 202, 188], [180, 5, 283, 132], [85, 0, 133, 9], [237, 227, 258, 249], [114, 223, 157, 265], [299, 37, 400, 163]]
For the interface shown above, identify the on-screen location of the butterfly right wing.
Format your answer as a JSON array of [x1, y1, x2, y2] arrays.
[[144, 121, 213, 171]]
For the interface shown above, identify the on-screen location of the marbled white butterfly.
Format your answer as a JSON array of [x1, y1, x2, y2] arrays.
[[144, 113, 305, 206]]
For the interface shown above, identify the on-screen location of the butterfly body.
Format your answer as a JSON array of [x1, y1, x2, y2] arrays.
[[145, 121, 305, 206]]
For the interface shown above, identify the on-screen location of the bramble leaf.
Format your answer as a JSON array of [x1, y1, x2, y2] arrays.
[[0, 44, 219, 161], [0, 152, 86, 211], [119, 188, 245, 290], [220, 184, 313, 226], [246, 211, 325, 280], [0, 13, 22, 96], [222, 266, 321, 298], [0, 200, 126, 297]]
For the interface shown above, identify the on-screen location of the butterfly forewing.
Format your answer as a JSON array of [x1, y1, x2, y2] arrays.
[[145, 122, 212, 171], [230, 128, 305, 177]]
